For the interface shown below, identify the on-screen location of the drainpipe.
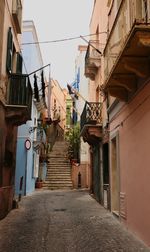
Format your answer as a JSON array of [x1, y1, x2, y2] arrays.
[[24, 148, 27, 196], [48, 64, 51, 119]]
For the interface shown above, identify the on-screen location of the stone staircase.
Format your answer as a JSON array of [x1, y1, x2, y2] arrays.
[[43, 140, 73, 190]]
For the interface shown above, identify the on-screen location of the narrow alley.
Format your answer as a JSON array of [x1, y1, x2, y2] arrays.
[[0, 189, 149, 252]]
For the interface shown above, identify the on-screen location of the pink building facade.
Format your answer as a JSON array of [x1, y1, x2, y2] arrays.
[[109, 82, 150, 245], [84, 0, 150, 247]]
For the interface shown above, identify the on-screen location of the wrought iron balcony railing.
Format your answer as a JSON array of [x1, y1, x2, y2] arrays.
[[5, 73, 32, 124], [7, 73, 32, 107], [104, 0, 150, 82], [80, 102, 102, 132]]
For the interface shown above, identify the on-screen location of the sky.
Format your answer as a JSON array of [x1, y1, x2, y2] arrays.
[[22, 0, 94, 88]]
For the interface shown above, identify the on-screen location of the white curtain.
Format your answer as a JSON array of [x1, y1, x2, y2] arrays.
[[33, 153, 39, 178]]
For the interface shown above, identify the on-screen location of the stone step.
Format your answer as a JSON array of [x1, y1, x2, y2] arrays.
[[42, 186, 73, 190], [43, 183, 72, 188], [53, 142, 68, 145], [47, 163, 70, 165], [51, 148, 68, 151], [47, 161, 68, 164], [47, 167, 71, 170], [49, 150, 68, 152], [51, 151, 68, 153], [46, 169, 71, 172], [47, 168, 70, 170], [44, 181, 72, 186], [47, 164, 70, 166], [49, 150, 67, 152], [47, 166, 71, 169], [47, 166, 70, 168], [44, 184, 72, 188], [47, 167, 70, 169], [47, 157, 70, 163], [45, 140, 72, 190], [46, 174, 71, 180], [46, 173, 71, 179], [47, 162, 70, 164], [52, 145, 69, 148], [48, 155, 68, 158], [47, 165, 70, 167], [44, 179, 72, 183], [47, 167, 71, 169], [47, 173, 71, 175], [46, 171, 71, 174], [46, 173, 71, 176], [47, 161, 70, 163], [46, 172, 71, 179], [43, 184, 73, 188], [47, 158, 69, 161], [47, 171, 70, 173]]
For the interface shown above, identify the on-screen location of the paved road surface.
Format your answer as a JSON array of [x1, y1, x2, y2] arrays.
[[0, 189, 149, 252]]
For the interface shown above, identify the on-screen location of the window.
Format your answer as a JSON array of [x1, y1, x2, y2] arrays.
[[6, 27, 13, 73], [6, 27, 22, 74]]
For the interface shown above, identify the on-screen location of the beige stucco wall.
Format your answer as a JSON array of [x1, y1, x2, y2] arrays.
[[0, 0, 22, 104], [0, 0, 24, 219], [50, 79, 66, 130]]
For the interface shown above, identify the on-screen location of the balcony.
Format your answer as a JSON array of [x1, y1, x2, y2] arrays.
[[80, 102, 103, 144], [5, 74, 32, 125], [85, 41, 101, 81], [12, 0, 22, 34], [104, 0, 150, 101]]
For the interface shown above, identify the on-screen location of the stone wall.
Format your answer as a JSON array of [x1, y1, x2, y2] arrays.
[[71, 163, 90, 189]]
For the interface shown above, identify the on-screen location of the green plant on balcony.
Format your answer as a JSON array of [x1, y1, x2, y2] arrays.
[[67, 123, 80, 164]]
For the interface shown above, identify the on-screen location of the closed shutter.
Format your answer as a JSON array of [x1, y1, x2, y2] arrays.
[[6, 27, 13, 73], [16, 52, 23, 73]]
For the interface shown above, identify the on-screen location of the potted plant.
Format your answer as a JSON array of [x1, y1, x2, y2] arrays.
[[35, 177, 43, 189]]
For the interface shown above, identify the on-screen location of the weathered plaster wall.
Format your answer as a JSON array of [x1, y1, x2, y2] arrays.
[[109, 82, 150, 246]]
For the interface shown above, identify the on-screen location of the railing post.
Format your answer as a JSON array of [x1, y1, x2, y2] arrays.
[[78, 172, 81, 188]]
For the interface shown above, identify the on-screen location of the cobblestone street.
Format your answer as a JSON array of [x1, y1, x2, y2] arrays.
[[0, 189, 149, 252]]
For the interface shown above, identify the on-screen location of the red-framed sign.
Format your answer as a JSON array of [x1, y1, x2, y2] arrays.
[[25, 139, 31, 150]]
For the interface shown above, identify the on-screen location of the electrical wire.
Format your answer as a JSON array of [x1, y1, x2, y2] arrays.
[[21, 32, 107, 45]]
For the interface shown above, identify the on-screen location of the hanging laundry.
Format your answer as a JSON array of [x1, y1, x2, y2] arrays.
[[41, 70, 45, 98], [34, 74, 39, 102]]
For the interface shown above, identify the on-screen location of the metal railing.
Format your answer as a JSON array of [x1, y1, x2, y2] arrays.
[[80, 102, 102, 132], [7, 73, 32, 114], [104, 0, 150, 81]]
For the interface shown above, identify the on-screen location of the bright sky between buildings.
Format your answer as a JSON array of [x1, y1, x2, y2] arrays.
[[22, 0, 94, 88]]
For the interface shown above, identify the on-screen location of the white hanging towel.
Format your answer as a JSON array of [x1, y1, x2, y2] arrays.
[[33, 153, 39, 178]]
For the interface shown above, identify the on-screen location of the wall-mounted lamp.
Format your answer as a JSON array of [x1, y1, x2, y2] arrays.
[[28, 126, 37, 134]]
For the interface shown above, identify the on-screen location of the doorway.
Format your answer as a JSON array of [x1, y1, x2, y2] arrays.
[[103, 143, 110, 209], [111, 136, 119, 216]]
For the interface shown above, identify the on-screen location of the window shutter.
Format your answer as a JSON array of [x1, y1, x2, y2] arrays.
[[16, 52, 23, 73], [6, 27, 13, 73]]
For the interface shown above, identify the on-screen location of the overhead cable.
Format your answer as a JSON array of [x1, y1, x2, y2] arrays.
[[21, 32, 107, 45]]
